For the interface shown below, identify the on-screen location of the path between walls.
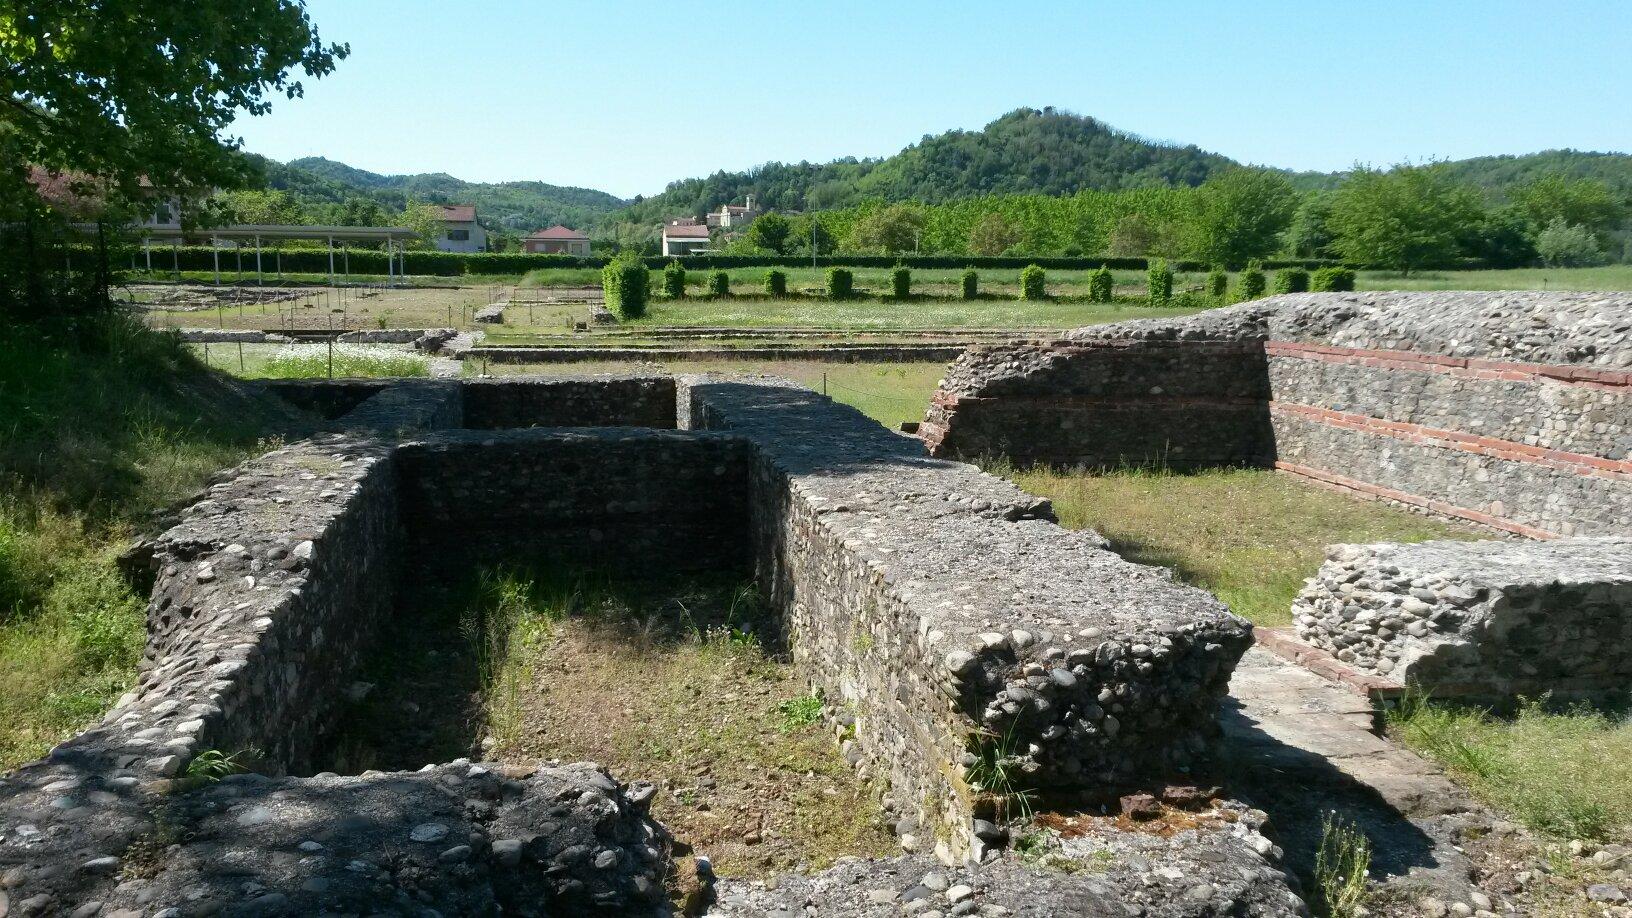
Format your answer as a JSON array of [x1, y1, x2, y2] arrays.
[[1223, 647, 1485, 907]]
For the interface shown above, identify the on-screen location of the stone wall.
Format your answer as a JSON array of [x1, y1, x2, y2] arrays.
[[461, 374, 677, 429], [1292, 538, 1632, 701], [397, 427, 749, 572], [1, 373, 1282, 914], [682, 376, 1252, 861], [925, 292, 1632, 538], [920, 339, 1272, 467]]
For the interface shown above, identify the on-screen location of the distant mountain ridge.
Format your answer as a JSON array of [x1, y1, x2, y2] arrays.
[[268, 156, 628, 231]]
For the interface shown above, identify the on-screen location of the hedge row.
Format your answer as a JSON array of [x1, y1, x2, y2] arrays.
[[139, 245, 1343, 277]]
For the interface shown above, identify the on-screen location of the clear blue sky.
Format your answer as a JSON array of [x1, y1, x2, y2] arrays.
[[232, 0, 1632, 200]]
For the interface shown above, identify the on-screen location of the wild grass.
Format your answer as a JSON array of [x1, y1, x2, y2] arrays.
[[996, 464, 1482, 625], [1314, 813, 1372, 918], [1388, 693, 1632, 841], [257, 343, 429, 379], [0, 314, 302, 769]]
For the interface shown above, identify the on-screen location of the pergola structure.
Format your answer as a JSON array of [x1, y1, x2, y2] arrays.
[[139, 224, 420, 284]]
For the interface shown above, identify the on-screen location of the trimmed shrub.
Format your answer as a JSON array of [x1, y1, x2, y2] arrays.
[[662, 260, 686, 298], [1234, 261, 1267, 302], [960, 268, 978, 300], [1207, 266, 1228, 300], [601, 253, 648, 320], [826, 267, 854, 299], [890, 265, 911, 299], [1089, 265, 1113, 302], [1272, 267, 1310, 295], [708, 271, 730, 297], [1311, 266, 1356, 292], [1019, 264, 1046, 300], [764, 269, 787, 297], [1147, 259, 1173, 305]]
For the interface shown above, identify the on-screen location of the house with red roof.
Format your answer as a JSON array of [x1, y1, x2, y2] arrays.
[[661, 219, 711, 257], [522, 225, 591, 256], [433, 204, 486, 253]]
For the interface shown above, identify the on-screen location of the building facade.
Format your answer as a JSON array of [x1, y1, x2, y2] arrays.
[[433, 205, 487, 253]]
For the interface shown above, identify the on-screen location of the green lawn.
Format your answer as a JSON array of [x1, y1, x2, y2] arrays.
[[1355, 265, 1632, 291], [997, 465, 1484, 626]]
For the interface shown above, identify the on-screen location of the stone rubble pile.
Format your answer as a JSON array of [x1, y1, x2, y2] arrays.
[[710, 812, 1305, 917], [1293, 538, 1632, 700]]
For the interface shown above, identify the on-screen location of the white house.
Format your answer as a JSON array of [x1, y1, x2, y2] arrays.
[[706, 195, 760, 230], [522, 225, 591, 256], [433, 204, 487, 253], [661, 220, 711, 257]]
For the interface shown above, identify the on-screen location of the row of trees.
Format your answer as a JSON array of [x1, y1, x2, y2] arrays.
[[691, 165, 1628, 274]]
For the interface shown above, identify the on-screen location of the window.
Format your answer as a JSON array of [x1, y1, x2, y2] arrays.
[[447, 229, 470, 241]]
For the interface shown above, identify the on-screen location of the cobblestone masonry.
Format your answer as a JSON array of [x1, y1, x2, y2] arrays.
[[1, 374, 1286, 915], [1292, 538, 1632, 700], [924, 291, 1632, 538], [681, 377, 1253, 862]]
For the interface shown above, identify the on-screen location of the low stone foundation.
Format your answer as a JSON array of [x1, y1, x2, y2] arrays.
[[0, 372, 1284, 915], [1292, 538, 1632, 701]]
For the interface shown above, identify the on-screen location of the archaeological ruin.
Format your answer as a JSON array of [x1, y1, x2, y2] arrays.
[[925, 291, 1631, 702], [3, 290, 1627, 916]]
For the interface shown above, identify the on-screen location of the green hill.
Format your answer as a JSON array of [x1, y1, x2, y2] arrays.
[[1288, 149, 1632, 197], [272, 156, 627, 231], [620, 108, 1236, 223]]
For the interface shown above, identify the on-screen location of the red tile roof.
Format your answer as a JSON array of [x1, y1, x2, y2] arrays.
[[663, 223, 710, 239], [527, 225, 588, 240], [437, 205, 476, 223]]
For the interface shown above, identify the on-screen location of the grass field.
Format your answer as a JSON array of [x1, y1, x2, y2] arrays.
[[998, 465, 1483, 626], [1355, 265, 1632, 291]]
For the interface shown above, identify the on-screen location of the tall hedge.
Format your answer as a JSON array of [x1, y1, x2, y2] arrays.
[[601, 253, 648, 320], [960, 268, 978, 300], [662, 260, 686, 298], [1019, 264, 1046, 300], [1207, 266, 1228, 300], [1089, 265, 1113, 302], [1311, 266, 1356, 292], [826, 267, 854, 299], [1147, 259, 1173, 305], [890, 265, 911, 299], [1235, 262, 1266, 303], [764, 269, 788, 297], [1272, 267, 1309, 295]]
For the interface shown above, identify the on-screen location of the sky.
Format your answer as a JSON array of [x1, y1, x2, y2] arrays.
[[231, 0, 1632, 200]]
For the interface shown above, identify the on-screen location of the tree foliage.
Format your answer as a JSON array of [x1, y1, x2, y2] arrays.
[[1535, 219, 1606, 267], [1327, 165, 1486, 273], [1186, 168, 1297, 267], [846, 203, 927, 254], [741, 211, 791, 254], [1, 1, 346, 208], [1513, 173, 1623, 237], [968, 212, 1023, 256]]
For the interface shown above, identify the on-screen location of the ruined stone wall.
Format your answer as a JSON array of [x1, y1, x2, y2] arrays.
[[461, 374, 677, 429], [1292, 538, 1632, 701], [397, 427, 749, 572], [926, 292, 1632, 538], [920, 339, 1272, 468], [682, 377, 1252, 861]]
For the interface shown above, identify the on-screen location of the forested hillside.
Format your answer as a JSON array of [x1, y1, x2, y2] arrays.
[[1290, 149, 1632, 197], [266, 156, 628, 231], [620, 108, 1234, 222]]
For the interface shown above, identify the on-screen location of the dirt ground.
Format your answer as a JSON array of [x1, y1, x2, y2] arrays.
[[316, 569, 897, 881]]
